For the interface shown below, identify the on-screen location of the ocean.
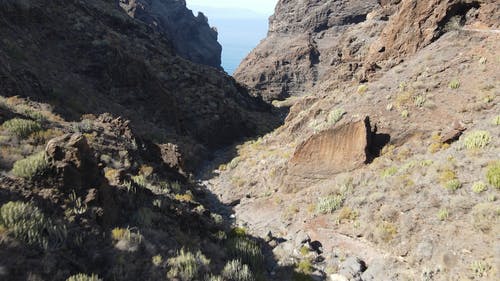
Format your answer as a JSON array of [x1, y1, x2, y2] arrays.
[[215, 18, 269, 74], [188, 5, 270, 75]]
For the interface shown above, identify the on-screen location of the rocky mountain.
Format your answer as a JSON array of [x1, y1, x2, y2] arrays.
[[0, 0, 278, 171], [235, 0, 499, 101], [119, 0, 223, 68], [0, 0, 283, 280], [205, 0, 500, 280], [0, 0, 499, 280]]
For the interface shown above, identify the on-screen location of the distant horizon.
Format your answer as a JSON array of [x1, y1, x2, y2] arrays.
[[187, 0, 278, 16]]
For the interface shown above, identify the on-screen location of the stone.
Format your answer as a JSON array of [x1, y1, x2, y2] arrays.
[[46, 133, 100, 191], [295, 230, 311, 246], [339, 257, 367, 279], [287, 117, 372, 180]]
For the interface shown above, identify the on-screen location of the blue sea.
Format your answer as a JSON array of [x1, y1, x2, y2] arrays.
[[216, 18, 269, 74], [189, 5, 270, 75]]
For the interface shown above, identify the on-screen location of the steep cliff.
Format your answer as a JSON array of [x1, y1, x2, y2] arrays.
[[235, 0, 499, 101], [119, 0, 222, 68]]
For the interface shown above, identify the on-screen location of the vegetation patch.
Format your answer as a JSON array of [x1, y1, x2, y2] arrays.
[[463, 130, 491, 149], [2, 118, 42, 139], [66, 274, 102, 281], [0, 201, 66, 249], [316, 195, 344, 214], [486, 161, 500, 189], [167, 248, 210, 281], [448, 79, 460, 89], [437, 208, 449, 221], [11, 151, 50, 180], [472, 181, 487, 193], [221, 259, 254, 281], [326, 108, 346, 126], [226, 236, 264, 269], [470, 260, 491, 278]]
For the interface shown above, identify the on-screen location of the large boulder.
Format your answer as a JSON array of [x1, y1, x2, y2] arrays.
[[45, 133, 100, 191], [287, 117, 372, 180]]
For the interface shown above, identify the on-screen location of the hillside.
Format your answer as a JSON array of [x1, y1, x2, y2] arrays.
[[209, 0, 500, 280], [0, 0, 499, 281], [0, 0, 281, 280]]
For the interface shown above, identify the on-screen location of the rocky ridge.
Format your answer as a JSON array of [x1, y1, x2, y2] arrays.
[[235, 0, 499, 101], [119, 0, 223, 68], [0, 0, 278, 171]]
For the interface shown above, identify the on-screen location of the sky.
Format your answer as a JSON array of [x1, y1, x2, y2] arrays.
[[187, 0, 278, 16]]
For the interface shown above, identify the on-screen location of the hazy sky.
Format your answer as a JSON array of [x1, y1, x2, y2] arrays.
[[187, 0, 278, 15]]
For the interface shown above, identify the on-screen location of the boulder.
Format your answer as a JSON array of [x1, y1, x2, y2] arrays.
[[45, 133, 100, 191], [288, 117, 372, 179]]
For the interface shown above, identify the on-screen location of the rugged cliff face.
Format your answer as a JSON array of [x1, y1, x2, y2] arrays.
[[207, 0, 500, 280], [235, 0, 499, 101], [0, 0, 278, 170], [119, 0, 222, 68]]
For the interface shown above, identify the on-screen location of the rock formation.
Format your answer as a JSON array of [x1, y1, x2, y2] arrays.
[[0, 0, 278, 170], [235, 0, 499, 101], [288, 117, 372, 179], [119, 0, 222, 68]]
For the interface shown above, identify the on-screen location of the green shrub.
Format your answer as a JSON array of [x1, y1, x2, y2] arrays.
[[470, 260, 491, 278], [0, 201, 66, 249], [381, 166, 398, 178], [66, 273, 102, 281], [152, 255, 163, 266], [414, 95, 426, 107], [472, 181, 488, 193], [486, 162, 500, 189], [296, 259, 313, 275], [227, 237, 264, 269], [316, 195, 344, 214], [11, 151, 50, 180], [463, 131, 491, 149], [2, 118, 42, 138], [327, 108, 346, 126], [205, 275, 223, 281], [357, 85, 368, 94], [444, 179, 462, 191], [167, 248, 210, 281], [448, 79, 460, 89], [437, 209, 449, 221], [493, 116, 500, 126], [221, 260, 254, 281], [228, 157, 241, 170]]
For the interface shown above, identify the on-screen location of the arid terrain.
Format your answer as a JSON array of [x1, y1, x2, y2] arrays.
[[0, 0, 499, 281]]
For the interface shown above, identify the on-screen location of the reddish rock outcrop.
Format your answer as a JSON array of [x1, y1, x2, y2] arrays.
[[367, 0, 499, 65], [287, 117, 372, 179]]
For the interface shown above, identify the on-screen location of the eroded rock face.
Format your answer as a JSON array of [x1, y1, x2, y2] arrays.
[[287, 117, 371, 179], [366, 0, 499, 65], [234, 0, 381, 101], [236, 0, 499, 101], [119, 0, 222, 68]]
